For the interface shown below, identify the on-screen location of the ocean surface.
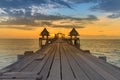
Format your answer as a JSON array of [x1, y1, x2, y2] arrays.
[[0, 39, 120, 69]]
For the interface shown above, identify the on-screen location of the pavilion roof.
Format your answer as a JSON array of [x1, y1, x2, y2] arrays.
[[69, 28, 79, 36], [40, 28, 49, 36]]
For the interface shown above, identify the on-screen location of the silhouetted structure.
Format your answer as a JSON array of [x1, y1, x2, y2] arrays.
[[69, 28, 79, 39], [40, 28, 49, 39], [39, 28, 50, 47], [69, 28, 80, 48]]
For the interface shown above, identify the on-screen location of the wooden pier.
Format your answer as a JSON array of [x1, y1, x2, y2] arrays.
[[0, 28, 120, 80], [0, 39, 120, 80]]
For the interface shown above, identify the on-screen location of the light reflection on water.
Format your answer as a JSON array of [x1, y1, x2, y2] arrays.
[[0, 39, 39, 69], [80, 39, 120, 67], [0, 39, 120, 69]]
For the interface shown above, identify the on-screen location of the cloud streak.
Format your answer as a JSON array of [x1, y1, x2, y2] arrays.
[[91, 0, 120, 18], [107, 13, 120, 19], [92, 0, 120, 12], [0, 14, 98, 30], [51, 24, 84, 28], [1, 0, 120, 30]]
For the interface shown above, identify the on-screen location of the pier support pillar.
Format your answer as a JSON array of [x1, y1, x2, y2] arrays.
[[68, 38, 80, 49], [39, 28, 50, 48], [24, 51, 34, 56], [99, 56, 107, 62], [17, 55, 24, 60], [74, 38, 80, 49], [39, 37, 49, 48], [39, 38, 42, 48]]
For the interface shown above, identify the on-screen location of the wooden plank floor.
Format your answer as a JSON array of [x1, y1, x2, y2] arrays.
[[0, 39, 120, 80]]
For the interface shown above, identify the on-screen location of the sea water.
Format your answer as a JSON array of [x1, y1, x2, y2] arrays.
[[80, 39, 120, 67], [0, 39, 39, 69], [0, 39, 120, 69]]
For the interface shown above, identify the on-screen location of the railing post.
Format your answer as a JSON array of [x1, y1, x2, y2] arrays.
[[39, 38, 42, 48], [75, 38, 80, 49]]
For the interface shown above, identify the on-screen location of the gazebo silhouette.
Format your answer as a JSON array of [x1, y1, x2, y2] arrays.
[[69, 28, 79, 39], [69, 28, 80, 48], [39, 28, 50, 47], [40, 28, 49, 39]]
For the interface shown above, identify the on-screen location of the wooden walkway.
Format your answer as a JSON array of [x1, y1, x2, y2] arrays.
[[0, 39, 120, 80]]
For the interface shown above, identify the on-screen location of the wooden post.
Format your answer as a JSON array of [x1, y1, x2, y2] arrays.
[[46, 36, 49, 44], [99, 56, 107, 62], [39, 38, 42, 48], [17, 55, 24, 60], [76, 38, 80, 48], [24, 51, 34, 56]]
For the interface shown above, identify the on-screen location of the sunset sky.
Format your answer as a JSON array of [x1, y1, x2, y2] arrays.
[[0, 0, 120, 39]]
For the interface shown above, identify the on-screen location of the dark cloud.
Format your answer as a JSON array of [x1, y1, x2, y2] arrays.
[[91, 0, 120, 18], [69, 0, 98, 3], [51, 0, 72, 9], [0, 0, 70, 9], [1, 0, 120, 18], [8, 26, 34, 30], [0, 0, 100, 17], [107, 13, 120, 19], [0, 25, 35, 30], [33, 14, 98, 21], [0, 0, 98, 9], [0, 17, 39, 26], [0, 14, 98, 29], [0, 0, 72, 17], [52, 24, 84, 28], [92, 0, 120, 12], [40, 21, 52, 26], [33, 14, 66, 20], [0, 0, 100, 29], [85, 15, 98, 20], [60, 21, 70, 24], [0, 14, 98, 25]]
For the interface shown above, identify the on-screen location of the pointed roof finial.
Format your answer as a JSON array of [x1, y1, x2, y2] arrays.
[[69, 28, 79, 36], [40, 28, 49, 36]]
